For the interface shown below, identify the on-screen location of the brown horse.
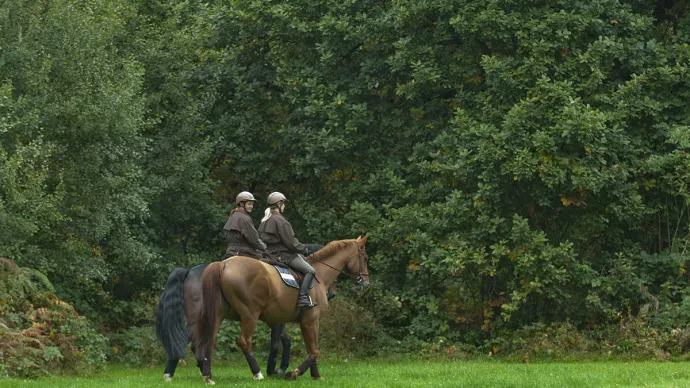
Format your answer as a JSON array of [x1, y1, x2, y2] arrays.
[[156, 264, 292, 381], [155, 246, 338, 381], [194, 235, 370, 383]]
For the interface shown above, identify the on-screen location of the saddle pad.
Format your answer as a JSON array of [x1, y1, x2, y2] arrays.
[[273, 265, 313, 290]]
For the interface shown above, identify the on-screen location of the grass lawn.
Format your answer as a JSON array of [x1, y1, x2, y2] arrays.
[[1, 359, 689, 387]]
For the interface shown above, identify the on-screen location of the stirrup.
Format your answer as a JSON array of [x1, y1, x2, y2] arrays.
[[297, 295, 317, 308]]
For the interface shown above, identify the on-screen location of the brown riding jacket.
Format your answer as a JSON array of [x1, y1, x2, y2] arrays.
[[223, 208, 266, 259], [258, 213, 307, 263]]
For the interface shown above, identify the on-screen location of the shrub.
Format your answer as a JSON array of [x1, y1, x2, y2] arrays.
[[0, 258, 107, 377], [108, 326, 165, 366]]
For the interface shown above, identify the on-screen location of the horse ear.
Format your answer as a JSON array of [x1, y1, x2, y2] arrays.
[[360, 233, 369, 245]]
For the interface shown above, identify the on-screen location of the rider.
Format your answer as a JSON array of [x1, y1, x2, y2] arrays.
[[222, 191, 267, 260], [258, 192, 317, 309]]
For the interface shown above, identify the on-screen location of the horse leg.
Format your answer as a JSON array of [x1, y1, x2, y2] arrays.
[[286, 320, 320, 380], [190, 344, 203, 375], [164, 359, 178, 382], [237, 316, 263, 380], [266, 323, 283, 376], [188, 322, 203, 376], [199, 315, 223, 385], [279, 324, 291, 373]]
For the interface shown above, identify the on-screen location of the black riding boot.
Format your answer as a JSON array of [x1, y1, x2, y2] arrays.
[[296, 273, 317, 309]]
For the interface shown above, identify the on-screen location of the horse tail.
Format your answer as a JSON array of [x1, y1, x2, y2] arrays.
[[156, 267, 190, 360], [194, 261, 225, 360]]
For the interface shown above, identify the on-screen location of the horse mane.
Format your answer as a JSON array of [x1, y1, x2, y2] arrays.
[[308, 239, 357, 263]]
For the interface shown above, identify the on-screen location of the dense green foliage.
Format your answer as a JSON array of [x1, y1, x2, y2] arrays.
[[2, 0, 690, 368]]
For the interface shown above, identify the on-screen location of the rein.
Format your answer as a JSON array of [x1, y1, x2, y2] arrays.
[[308, 245, 368, 283]]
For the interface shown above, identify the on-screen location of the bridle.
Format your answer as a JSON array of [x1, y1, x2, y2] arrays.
[[308, 244, 368, 286]]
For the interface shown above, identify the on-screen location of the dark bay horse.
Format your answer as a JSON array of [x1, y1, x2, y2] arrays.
[[155, 245, 331, 382], [194, 235, 370, 383]]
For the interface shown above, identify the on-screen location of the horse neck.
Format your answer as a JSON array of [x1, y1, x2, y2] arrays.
[[311, 242, 356, 289]]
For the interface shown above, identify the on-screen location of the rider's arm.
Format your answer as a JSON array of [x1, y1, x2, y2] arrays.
[[277, 220, 307, 254], [241, 218, 267, 251]]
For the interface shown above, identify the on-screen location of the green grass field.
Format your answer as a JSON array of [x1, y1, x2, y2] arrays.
[[2, 359, 689, 387]]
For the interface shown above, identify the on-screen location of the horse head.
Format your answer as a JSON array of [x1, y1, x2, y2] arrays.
[[346, 234, 370, 291]]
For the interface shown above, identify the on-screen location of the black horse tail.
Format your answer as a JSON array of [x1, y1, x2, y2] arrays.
[[156, 267, 190, 360], [194, 261, 225, 361]]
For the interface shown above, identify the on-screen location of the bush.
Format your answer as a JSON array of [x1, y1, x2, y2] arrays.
[[107, 326, 165, 366], [0, 258, 107, 378], [487, 314, 690, 361]]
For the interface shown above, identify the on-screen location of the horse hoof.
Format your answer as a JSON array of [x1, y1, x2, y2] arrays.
[[203, 376, 216, 385], [313, 376, 325, 380], [163, 373, 173, 382], [253, 372, 264, 381], [274, 368, 285, 377], [285, 369, 300, 380]]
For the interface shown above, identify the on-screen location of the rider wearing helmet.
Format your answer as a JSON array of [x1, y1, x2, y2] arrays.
[[259, 192, 317, 309], [222, 191, 267, 259]]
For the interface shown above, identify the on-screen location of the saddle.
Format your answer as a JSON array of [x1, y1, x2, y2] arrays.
[[260, 257, 315, 290]]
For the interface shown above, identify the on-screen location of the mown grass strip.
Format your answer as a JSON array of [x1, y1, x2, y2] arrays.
[[2, 359, 689, 387]]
